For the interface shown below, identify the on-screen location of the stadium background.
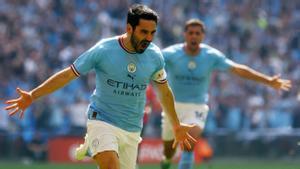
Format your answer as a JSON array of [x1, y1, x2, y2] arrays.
[[0, 0, 300, 168]]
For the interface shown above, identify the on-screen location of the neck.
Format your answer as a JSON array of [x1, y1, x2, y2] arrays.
[[121, 33, 136, 53], [184, 43, 200, 56]]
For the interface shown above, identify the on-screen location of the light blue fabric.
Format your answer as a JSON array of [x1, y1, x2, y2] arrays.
[[73, 36, 165, 132], [162, 43, 235, 104], [178, 151, 194, 169]]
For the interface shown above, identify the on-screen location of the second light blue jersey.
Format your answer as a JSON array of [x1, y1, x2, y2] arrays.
[[162, 43, 235, 104], [71, 36, 166, 132]]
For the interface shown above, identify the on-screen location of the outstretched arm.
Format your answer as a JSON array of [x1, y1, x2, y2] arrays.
[[5, 66, 78, 118], [152, 81, 196, 149], [230, 63, 292, 91]]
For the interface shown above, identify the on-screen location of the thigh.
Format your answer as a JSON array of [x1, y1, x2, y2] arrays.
[[118, 141, 139, 169], [176, 103, 209, 129], [87, 120, 119, 157], [93, 150, 120, 169], [118, 132, 141, 169], [161, 111, 175, 141]]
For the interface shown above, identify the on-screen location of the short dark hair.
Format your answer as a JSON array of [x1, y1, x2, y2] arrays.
[[184, 19, 206, 33], [127, 4, 159, 30]]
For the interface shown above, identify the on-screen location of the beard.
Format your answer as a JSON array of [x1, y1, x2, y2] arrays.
[[130, 33, 151, 53]]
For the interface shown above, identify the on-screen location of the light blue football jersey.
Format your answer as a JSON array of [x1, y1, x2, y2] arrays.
[[71, 36, 166, 132], [162, 43, 235, 104]]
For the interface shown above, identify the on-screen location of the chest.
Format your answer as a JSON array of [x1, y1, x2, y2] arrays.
[[96, 50, 157, 84], [166, 54, 214, 77]]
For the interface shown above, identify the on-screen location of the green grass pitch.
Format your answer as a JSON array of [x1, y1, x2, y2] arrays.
[[0, 158, 299, 169]]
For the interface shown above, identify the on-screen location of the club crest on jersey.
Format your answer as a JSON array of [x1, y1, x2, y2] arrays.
[[92, 138, 100, 150], [188, 61, 197, 70], [127, 63, 136, 73]]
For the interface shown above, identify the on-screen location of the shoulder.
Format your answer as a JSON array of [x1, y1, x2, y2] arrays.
[[147, 43, 161, 53], [161, 43, 184, 61], [144, 43, 165, 67], [94, 36, 119, 49], [146, 43, 163, 58], [201, 43, 225, 58], [162, 43, 184, 55], [82, 37, 119, 61]]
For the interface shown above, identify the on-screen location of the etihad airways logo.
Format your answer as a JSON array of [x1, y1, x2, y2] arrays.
[[107, 79, 147, 91]]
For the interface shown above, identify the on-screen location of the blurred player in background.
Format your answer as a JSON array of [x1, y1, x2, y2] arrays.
[[160, 19, 292, 169], [5, 4, 197, 169]]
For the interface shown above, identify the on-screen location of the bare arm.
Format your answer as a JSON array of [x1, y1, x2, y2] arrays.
[[152, 81, 180, 127], [31, 66, 78, 101], [230, 63, 291, 91], [5, 66, 78, 118], [152, 81, 196, 149]]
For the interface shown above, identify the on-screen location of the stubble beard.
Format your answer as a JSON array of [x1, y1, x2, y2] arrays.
[[130, 33, 148, 54]]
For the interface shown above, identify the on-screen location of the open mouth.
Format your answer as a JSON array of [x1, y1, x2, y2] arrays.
[[140, 41, 150, 49], [191, 41, 198, 46]]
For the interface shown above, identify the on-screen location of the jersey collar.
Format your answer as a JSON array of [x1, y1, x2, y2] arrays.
[[118, 36, 137, 54]]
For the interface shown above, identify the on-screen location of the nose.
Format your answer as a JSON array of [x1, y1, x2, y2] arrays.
[[146, 34, 153, 42], [191, 33, 197, 38]]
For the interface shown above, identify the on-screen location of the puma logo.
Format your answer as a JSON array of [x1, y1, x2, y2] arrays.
[[127, 74, 136, 81]]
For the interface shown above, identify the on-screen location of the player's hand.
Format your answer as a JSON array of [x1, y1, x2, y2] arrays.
[[172, 123, 197, 150], [269, 74, 292, 91], [5, 88, 33, 119]]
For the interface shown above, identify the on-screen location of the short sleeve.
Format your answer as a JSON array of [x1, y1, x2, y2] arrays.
[[72, 43, 102, 76], [213, 49, 235, 71], [151, 48, 167, 83], [152, 68, 167, 83]]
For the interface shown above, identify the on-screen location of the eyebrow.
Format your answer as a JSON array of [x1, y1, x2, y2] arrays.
[[141, 29, 156, 34]]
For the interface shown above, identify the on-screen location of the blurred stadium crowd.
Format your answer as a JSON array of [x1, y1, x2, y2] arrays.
[[0, 0, 299, 161]]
